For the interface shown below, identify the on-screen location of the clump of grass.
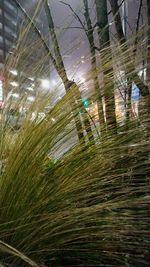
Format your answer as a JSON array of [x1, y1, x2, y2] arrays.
[[0, 87, 149, 266]]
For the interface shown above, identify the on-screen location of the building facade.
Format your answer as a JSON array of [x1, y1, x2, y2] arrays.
[[0, 0, 18, 70]]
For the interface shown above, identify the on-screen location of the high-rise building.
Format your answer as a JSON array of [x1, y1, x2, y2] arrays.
[[0, 0, 18, 70]]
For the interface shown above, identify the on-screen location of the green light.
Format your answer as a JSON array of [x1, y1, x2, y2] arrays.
[[83, 98, 89, 108]]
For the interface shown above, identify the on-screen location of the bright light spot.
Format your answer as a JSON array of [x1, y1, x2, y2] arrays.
[[11, 93, 19, 98], [41, 79, 50, 89], [138, 70, 143, 77], [81, 60, 85, 64], [9, 69, 18, 76], [81, 77, 86, 83], [51, 118, 55, 122], [31, 112, 37, 121], [83, 98, 89, 108], [51, 79, 56, 86], [27, 96, 35, 102], [79, 75, 86, 83], [10, 81, 18, 87], [138, 68, 146, 79], [38, 112, 45, 120], [26, 87, 34, 92], [29, 77, 34, 81], [19, 106, 23, 112], [0, 81, 3, 101]]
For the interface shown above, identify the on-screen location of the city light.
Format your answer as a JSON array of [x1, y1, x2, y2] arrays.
[[138, 68, 146, 79], [11, 93, 19, 98], [27, 96, 35, 102], [41, 79, 50, 89], [26, 86, 34, 92], [80, 77, 86, 83], [10, 81, 18, 87], [0, 80, 3, 102], [29, 77, 35, 81], [9, 69, 18, 76], [83, 98, 89, 108], [51, 79, 57, 86]]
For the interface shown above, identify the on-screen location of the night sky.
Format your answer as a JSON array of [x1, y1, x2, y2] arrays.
[[17, 0, 97, 100]]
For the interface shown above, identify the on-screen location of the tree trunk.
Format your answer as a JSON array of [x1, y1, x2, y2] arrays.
[[95, 0, 117, 132], [147, 0, 150, 84], [109, 0, 126, 44], [67, 80, 95, 143], [44, 0, 94, 143], [83, 0, 105, 134], [109, 0, 150, 118]]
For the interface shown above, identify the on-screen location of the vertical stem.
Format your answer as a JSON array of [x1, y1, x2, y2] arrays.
[[44, 1, 94, 143], [147, 0, 150, 83], [83, 0, 105, 134], [95, 0, 117, 132]]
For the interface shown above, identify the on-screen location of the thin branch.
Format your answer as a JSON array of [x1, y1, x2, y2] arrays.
[[136, 0, 143, 35], [55, 26, 85, 30], [94, 0, 125, 28], [93, 46, 100, 51], [14, 0, 58, 71], [60, 1, 88, 33], [108, 0, 125, 16], [134, 0, 143, 54]]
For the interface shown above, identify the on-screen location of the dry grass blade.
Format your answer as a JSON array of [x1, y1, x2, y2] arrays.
[[0, 240, 39, 267]]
